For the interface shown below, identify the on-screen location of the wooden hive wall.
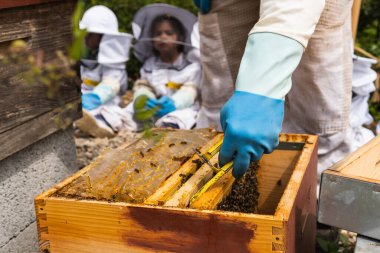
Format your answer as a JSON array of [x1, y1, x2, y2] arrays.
[[0, 0, 81, 161]]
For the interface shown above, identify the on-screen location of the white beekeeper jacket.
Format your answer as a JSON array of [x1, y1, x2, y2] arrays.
[[123, 4, 202, 130], [80, 5, 133, 105], [128, 51, 202, 129], [196, 0, 354, 177], [80, 31, 133, 104], [80, 34, 133, 132], [78, 5, 134, 133], [135, 53, 200, 108]]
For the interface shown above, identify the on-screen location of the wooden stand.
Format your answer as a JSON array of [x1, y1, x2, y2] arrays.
[[35, 133, 318, 253]]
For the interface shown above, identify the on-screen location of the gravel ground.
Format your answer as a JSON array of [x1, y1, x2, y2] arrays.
[[75, 130, 141, 168]]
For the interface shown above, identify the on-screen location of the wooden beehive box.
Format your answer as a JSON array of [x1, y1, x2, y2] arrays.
[[35, 129, 318, 253], [318, 135, 380, 240]]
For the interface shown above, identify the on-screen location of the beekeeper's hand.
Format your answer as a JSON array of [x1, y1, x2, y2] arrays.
[[193, 0, 211, 14], [147, 96, 176, 118], [219, 33, 305, 178], [219, 91, 283, 178], [82, 93, 102, 110]]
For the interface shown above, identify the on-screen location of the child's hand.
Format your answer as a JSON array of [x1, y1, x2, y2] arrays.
[[148, 96, 176, 117], [133, 95, 159, 122], [82, 93, 102, 110]]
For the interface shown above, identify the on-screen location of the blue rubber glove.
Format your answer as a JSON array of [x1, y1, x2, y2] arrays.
[[82, 93, 102, 110], [220, 91, 284, 178], [147, 96, 176, 118], [145, 98, 159, 110], [219, 33, 305, 179], [193, 0, 211, 14]]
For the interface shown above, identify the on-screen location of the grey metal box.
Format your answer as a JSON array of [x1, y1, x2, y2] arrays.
[[355, 236, 380, 253], [318, 135, 380, 240]]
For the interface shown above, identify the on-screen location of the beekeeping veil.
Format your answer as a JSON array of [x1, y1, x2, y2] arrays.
[[132, 4, 199, 63], [79, 5, 133, 68]]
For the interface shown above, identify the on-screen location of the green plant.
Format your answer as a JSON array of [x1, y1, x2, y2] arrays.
[[370, 102, 380, 121], [317, 231, 355, 253], [357, 0, 380, 57]]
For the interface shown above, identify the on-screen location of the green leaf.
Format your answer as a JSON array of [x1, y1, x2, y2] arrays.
[[317, 237, 330, 252], [133, 95, 161, 122], [328, 241, 339, 253], [133, 95, 149, 111], [339, 233, 350, 246], [69, 0, 87, 60]]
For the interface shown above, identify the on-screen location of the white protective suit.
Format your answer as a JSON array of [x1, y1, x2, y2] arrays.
[[122, 51, 202, 130], [196, 0, 354, 178], [77, 6, 133, 136], [121, 4, 202, 131], [350, 55, 377, 147]]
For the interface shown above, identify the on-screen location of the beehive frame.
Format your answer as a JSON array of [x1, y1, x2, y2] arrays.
[[35, 133, 318, 253]]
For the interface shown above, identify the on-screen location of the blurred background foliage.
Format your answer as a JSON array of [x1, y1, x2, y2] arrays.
[[357, 0, 380, 57]]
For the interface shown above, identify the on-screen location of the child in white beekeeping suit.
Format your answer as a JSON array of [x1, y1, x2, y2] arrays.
[[122, 4, 201, 130], [75, 5, 133, 138]]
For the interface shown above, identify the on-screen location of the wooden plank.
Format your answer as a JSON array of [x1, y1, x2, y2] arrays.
[[327, 135, 380, 181], [0, 1, 78, 134], [190, 169, 235, 210], [351, 0, 362, 42], [144, 134, 224, 205], [0, 98, 81, 161], [0, 1, 80, 159], [0, 0, 60, 10], [274, 135, 318, 219], [278, 133, 309, 143], [164, 155, 217, 208], [37, 197, 284, 253], [0, 76, 81, 135], [282, 136, 318, 253], [321, 169, 380, 185], [0, 1, 73, 57], [258, 149, 301, 215]]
